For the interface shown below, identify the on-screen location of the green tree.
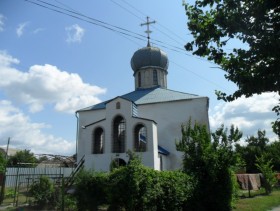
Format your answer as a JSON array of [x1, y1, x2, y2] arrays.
[[176, 121, 242, 210], [266, 141, 280, 171], [184, 0, 280, 135], [29, 176, 55, 207], [255, 154, 277, 195], [0, 153, 6, 173], [8, 149, 38, 167], [235, 130, 269, 173]]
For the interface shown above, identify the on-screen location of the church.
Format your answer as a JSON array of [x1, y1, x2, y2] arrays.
[[76, 29, 209, 171]]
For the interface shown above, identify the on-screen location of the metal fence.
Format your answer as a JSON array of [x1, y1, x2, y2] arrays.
[[5, 167, 73, 187], [1, 167, 74, 207]]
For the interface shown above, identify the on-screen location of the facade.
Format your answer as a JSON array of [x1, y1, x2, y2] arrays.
[[76, 44, 209, 172]]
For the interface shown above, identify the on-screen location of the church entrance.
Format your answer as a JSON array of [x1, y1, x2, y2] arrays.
[[110, 158, 126, 170]]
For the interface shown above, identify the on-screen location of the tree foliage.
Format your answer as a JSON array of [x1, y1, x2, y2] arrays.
[[255, 154, 277, 195], [236, 130, 280, 172], [29, 176, 55, 207], [0, 153, 6, 173], [184, 0, 280, 135], [73, 155, 194, 211], [176, 120, 242, 210], [7, 149, 38, 167]]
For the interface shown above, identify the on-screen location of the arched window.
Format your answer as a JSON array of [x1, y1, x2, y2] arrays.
[[153, 69, 158, 85], [92, 127, 104, 154], [138, 72, 141, 87], [134, 124, 147, 152], [112, 116, 126, 153]]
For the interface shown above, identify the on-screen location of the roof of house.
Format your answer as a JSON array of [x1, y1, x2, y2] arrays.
[[77, 87, 206, 112]]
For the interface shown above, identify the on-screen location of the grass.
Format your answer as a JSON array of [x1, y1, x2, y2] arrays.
[[234, 188, 280, 211]]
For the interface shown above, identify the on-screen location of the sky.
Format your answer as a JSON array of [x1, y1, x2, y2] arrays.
[[0, 0, 278, 156]]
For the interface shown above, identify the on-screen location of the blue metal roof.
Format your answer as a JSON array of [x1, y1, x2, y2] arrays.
[[77, 87, 204, 112]]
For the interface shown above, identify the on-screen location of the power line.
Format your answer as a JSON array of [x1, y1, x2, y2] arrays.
[[24, 0, 221, 86]]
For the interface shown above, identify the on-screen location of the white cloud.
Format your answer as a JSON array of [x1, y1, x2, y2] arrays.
[[0, 100, 75, 155], [0, 14, 5, 32], [33, 27, 45, 34], [209, 93, 279, 141], [0, 51, 106, 113], [65, 24, 85, 43], [16, 22, 29, 37]]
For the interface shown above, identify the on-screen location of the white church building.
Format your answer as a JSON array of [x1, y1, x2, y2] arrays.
[[76, 41, 209, 172]]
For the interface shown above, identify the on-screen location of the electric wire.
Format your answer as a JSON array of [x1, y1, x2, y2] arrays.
[[25, 0, 222, 88]]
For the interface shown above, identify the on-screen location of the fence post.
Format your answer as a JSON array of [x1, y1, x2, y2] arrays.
[[61, 175, 64, 211]]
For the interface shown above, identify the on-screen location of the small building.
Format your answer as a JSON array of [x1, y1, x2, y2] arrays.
[[76, 43, 209, 172]]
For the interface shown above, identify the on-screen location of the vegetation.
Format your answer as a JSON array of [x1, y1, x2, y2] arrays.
[[183, 0, 280, 136], [0, 153, 7, 173], [176, 120, 242, 210], [255, 155, 277, 195], [8, 150, 38, 167], [73, 154, 194, 211], [235, 131, 280, 173], [234, 188, 280, 211], [29, 176, 55, 207]]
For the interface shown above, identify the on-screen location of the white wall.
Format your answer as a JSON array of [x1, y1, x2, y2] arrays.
[[77, 96, 209, 172]]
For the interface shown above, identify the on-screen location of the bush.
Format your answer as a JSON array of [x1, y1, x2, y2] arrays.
[[29, 176, 55, 207], [176, 121, 241, 210], [107, 156, 194, 211], [256, 154, 277, 195], [74, 170, 109, 211]]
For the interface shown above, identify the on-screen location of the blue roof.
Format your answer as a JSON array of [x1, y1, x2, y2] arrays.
[[77, 87, 204, 112]]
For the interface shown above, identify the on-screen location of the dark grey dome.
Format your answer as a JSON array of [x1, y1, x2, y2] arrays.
[[131, 46, 169, 72]]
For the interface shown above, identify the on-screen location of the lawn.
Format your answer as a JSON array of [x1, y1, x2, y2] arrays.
[[234, 188, 280, 211]]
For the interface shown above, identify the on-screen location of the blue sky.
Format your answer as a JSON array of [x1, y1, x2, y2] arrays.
[[0, 0, 278, 155]]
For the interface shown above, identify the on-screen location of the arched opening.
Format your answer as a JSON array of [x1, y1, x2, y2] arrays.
[[112, 116, 126, 153], [110, 158, 126, 170], [134, 124, 147, 152], [138, 72, 141, 87], [92, 127, 104, 154], [153, 69, 158, 85]]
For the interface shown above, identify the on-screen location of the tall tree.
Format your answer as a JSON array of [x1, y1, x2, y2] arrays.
[[8, 149, 38, 167], [176, 121, 242, 210], [184, 0, 280, 134]]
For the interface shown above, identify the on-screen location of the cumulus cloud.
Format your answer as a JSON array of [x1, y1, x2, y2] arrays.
[[16, 22, 29, 37], [65, 24, 85, 43], [0, 100, 75, 155], [0, 14, 5, 32], [0, 51, 106, 113], [209, 92, 279, 141]]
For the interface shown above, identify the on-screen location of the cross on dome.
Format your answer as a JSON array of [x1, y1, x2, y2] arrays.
[[140, 16, 156, 47]]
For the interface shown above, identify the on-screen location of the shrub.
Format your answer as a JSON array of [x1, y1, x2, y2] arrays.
[[256, 154, 277, 195], [29, 176, 55, 207], [74, 170, 109, 211]]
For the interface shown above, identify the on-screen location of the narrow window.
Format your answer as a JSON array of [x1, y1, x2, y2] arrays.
[[153, 69, 158, 85], [93, 127, 104, 154], [112, 116, 126, 153], [116, 102, 120, 109], [138, 72, 141, 87], [134, 124, 147, 152]]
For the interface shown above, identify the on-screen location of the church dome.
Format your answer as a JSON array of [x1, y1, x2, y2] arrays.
[[130, 46, 169, 72]]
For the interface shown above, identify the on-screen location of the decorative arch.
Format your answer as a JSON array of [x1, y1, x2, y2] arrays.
[[112, 115, 126, 153], [134, 124, 147, 152], [92, 127, 104, 154]]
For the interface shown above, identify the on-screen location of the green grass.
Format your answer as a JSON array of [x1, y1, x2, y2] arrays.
[[234, 188, 280, 211]]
